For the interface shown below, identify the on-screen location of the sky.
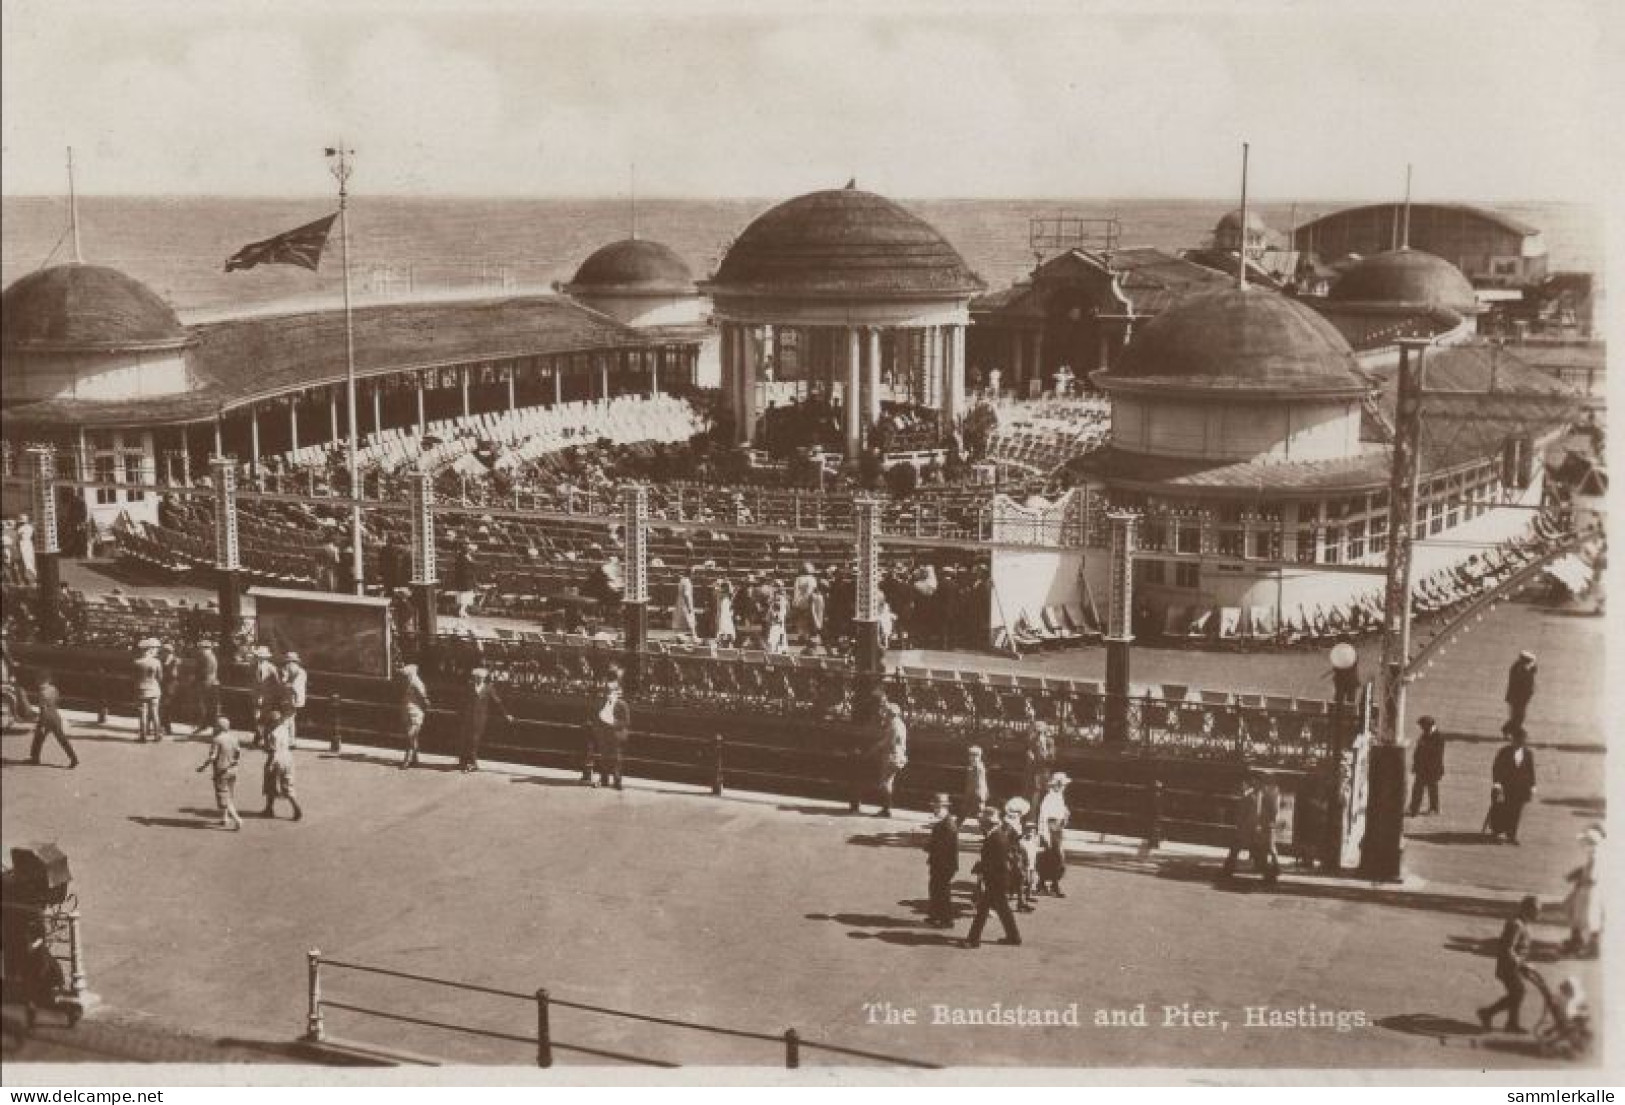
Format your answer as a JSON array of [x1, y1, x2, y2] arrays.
[[0, 0, 1616, 202]]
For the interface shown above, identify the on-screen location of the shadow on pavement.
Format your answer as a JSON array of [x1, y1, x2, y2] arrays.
[[1376, 1012, 1488, 1040], [128, 814, 225, 832], [1407, 831, 1503, 846], [1442, 934, 1569, 964], [848, 930, 964, 948], [807, 911, 931, 929]]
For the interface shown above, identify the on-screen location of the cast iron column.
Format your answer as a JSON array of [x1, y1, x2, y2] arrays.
[[1363, 338, 1430, 881], [1104, 510, 1138, 743], [209, 457, 243, 654], [851, 497, 884, 721], [620, 483, 649, 695], [408, 467, 439, 672], [28, 447, 62, 643]]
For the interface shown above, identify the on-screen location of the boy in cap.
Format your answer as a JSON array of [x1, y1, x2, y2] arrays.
[[1408, 715, 1446, 816], [260, 705, 303, 820], [157, 643, 182, 736], [197, 717, 243, 830]]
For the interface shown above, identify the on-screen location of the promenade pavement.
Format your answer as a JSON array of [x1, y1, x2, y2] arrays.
[[0, 708, 1605, 1073]]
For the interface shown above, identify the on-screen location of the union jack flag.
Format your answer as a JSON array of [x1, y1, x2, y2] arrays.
[[225, 213, 338, 272]]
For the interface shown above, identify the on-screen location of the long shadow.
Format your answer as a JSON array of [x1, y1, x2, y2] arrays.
[[1442, 934, 1570, 964], [807, 911, 931, 930], [1376, 1012, 1489, 1041], [127, 815, 226, 832], [848, 930, 964, 948], [511, 774, 600, 789], [777, 803, 867, 818], [1064, 850, 1537, 921], [1407, 831, 1504, 846], [1542, 796, 1605, 814]]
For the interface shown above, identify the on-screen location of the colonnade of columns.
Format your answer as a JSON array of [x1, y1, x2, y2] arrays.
[[716, 320, 967, 459]]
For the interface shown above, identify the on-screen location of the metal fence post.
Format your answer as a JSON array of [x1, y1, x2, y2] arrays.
[[305, 949, 325, 1041], [66, 909, 87, 999], [536, 988, 553, 1068], [1145, 776, 1164, 851], [712, 734, 725, 796], [329, 692, 342, 753], [784, 1027, 801, 1069]]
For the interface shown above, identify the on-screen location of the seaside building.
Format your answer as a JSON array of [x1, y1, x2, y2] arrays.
[[1068, 284, 1579, 632], [1293, 203, 1547, 289], [2, 260, 702, 526], [701, 185, 985, 458]]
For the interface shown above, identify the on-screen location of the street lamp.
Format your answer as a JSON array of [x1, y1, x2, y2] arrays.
[[1324, 641, 1360, 872]]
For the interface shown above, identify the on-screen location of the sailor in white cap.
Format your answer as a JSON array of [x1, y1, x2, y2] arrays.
[[280, 651, 308, 743], [133, 638, 163, 742], [251, 646, 281, 748]]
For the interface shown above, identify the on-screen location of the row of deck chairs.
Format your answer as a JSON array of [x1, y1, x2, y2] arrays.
[[1006, 603, 1104, 653]]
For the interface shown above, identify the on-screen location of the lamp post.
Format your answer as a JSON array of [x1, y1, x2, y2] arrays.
[[852, 497, 884, 721], [1104, 511, 1138, 743], [1324, 640, 1360, 872], [621, 483, 649, 695], [408, 467, 438, 672], [210, 457, 243, 656], [28, 447, 62, 643]]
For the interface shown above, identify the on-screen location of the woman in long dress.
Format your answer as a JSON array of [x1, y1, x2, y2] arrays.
[[1564, 825, 1604, 957], [714, 580, 736, 648], [672, 575, 698, 639]]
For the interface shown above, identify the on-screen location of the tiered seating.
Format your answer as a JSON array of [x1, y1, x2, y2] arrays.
[[984, 399, 1110, 475]]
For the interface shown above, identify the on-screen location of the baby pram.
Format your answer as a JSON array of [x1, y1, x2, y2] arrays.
[[1525, 968, 1592, 1059]]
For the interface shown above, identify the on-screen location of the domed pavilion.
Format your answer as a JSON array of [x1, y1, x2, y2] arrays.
[[560, 237, 700, 329], [1073, 283, 1569, 633], [702, 185, 985, 458], [1314, 248, 1480, 349]]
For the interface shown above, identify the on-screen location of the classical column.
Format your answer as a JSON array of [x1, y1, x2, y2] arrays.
[[372, 383, 383, 438], [210, 456, 243, 656], [620, 483, 649, 694], [739, 325, 758, 446], [1104, 510, 1139, 744], [844, 326, 862, 460], [651, 349, 661, 397], [408, 467, 439, 672], [329, 390, 340, 443], [1032, 331, 1046, 397], [944, 324, 966, 427], [553, 360, 563, 407], [1005, 330, 1021, 395], [600, 357, 611, 404], [507, 365, 517, 413], [461, 366, 471, 417], [214, 416, 224, 457], [862, 327, 882, 431], [289, 402, 300, 455], [28, 447, 62, 643], [416, 378, 426, 434]]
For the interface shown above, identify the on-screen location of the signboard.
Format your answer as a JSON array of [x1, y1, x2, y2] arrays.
[[1340, 730, 1371, 870], [249, 587, 393, 678]]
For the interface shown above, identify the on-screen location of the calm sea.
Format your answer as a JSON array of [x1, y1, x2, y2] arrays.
[[0, 195, 1602, 320]]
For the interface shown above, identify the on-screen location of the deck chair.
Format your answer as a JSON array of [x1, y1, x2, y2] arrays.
[[1186, 608, 1214, 639], [1247, 605, 1278, 643], [1217, 607, 1243, 642], [1042, 605, 1081, 641]]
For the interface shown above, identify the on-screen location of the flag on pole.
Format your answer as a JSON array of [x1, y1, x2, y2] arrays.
[[225, 213, 338, 272]]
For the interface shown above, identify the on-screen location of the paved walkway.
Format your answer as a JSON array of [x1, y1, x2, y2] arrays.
[[0, 706, 1606, 1073]]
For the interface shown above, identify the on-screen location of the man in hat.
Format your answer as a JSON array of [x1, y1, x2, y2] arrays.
[[963, 806, 1022, 948], [459, 667, 510, 773], [1478, 896, 1540, 1033], [923, 794, 960, 927], [250, 646, 281, 748], [133, 639, 163, 743], [870, 697, 908, 817], [1490, 726, 1537, 844], [398, 662, 431, 769], [1407, 715, 1446, 817], [1221, 770, 1281, 885], [280, 651, 308, 744], [28, 671, 78, 769], [1504, 651, 1538, 733], [191, 643, 223, 738], [157, 643, 182, 736], [197, 716, 243, 830], [260, 704, 303, 820], [584, 672, 630, 789]]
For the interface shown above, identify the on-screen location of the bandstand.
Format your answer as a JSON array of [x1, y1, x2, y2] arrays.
[[702, 186, 985, 459]]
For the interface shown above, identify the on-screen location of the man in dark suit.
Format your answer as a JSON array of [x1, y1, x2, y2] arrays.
[[963, 807, 1022, 948], [585, 673, 630, 789], [924, 794, 959, 927], [1490, 726, 1537, 844], [1504, 651, 1537, 733], [1407, 715, 1446, 816], [1478, 895, 1539, 1032]]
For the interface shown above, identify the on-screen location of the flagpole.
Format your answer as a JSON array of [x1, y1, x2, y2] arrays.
[[329, 144, 364, 595]]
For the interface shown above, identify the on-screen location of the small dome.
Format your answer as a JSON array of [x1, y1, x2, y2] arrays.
[[566, 238, 694, 295], [1099, 286, 1367, 396], [1216, 208, 1270, 234], [2, 264, 190, 353], [1329, 249, 1478, 316], [710, 188, 984, 298]]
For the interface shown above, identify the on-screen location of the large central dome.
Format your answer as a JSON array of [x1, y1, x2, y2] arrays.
[[709, 188, 984, 298], [1099, 286, 1368, 397]]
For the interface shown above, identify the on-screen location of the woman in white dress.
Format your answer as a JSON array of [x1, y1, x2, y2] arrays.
[[672, 575, 697, 639], [714, 580, 736, 647], [766, 588, 789, 654], [1564, 824, 1604, 957]]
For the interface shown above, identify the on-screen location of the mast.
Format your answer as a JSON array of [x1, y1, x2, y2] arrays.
[[630, 161, 638, 241], [1237, 141, 1249, 290], [328, 143, 364, 594], [1402, 163, 1413, 250], [67, 147, 83, 263]]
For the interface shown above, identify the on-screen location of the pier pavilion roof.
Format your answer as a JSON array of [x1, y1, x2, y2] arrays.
[[565, 238, 695, 296], [1329, 249, 1479, 316], [2, 264, 193, 353]]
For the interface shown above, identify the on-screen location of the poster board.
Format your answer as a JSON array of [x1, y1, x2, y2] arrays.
[[249, 587, 393, 678]]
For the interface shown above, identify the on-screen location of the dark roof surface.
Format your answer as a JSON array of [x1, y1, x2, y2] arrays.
[[1297, 203, 1541, 240], [708, 188, 984, 298], [1098, 248, 1234, 315], [1329, 249, 1478, 315], [2, 264, 192, 352], [1078, 444, 1392, 497], [566, 238, 695, 294], [0, 393, 222, 429], [1098, 286, 1367, 396]]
